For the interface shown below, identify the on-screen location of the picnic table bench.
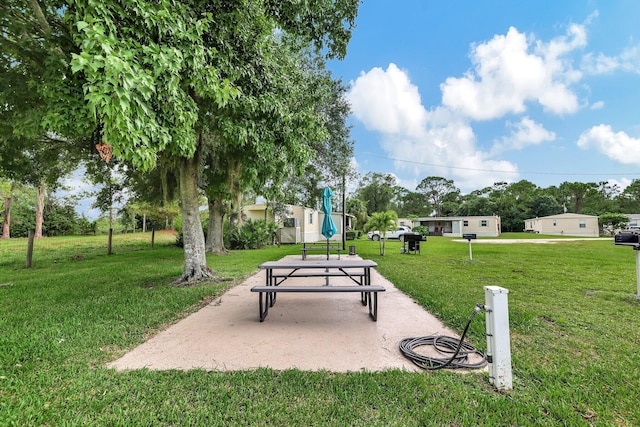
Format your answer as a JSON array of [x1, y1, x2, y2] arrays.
[[301, 242, 342, 260], [252, 259, 384, 322]]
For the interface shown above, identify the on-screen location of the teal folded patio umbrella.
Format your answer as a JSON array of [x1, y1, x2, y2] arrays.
[[322, 187, 337, 238], [321, 187, 337, 260]]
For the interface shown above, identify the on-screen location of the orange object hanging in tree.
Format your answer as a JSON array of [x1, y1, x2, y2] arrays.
[[96, 141, 113, 163]]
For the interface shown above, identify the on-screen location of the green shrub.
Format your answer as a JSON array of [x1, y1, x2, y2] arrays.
[[77, 217, 98, 235], [226, 219, 277, 249], [43, 203, 80, 236], [413, 225, 428, 236], [346, 230, 357, 240], [175, 219, 277, 249], [173, 213, 182, 234], [226, 226, 252, 249], [228, 219, 278, 249]]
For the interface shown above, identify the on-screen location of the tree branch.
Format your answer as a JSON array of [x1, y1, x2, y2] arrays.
[[27, 0, 51, 35]]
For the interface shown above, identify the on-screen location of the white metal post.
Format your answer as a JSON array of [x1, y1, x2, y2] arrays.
[[484, 286, 513, 390], [468, 240, 473, 260]]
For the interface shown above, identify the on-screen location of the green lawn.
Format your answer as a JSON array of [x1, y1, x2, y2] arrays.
[[1, 232, 638, 425]]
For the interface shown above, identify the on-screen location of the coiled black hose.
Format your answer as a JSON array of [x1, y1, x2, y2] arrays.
[[399, 305, 487, 370]]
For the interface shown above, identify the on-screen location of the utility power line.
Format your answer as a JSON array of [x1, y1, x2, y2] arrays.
[[357, 152, 639, 177]]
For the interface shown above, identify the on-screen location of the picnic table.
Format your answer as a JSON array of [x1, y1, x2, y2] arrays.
[[301, 241, 342, 260], [251, 259, 384, 322]]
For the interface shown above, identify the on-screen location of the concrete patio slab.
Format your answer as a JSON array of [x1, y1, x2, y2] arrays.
[[108, 255, 476, 373]]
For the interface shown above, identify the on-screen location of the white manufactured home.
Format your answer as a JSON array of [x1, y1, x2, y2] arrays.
[[412, 216, 501, 237], [242, 203, 347, 244], [523, 213, 599, 236]]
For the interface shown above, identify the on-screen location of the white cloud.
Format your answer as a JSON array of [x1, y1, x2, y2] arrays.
[[349, 156, 359, 172], [582, 43, 640, 74], [57, 169, 101, 220], [581, 52, 620, 74], [619, 44, 640, 73], [608, 178, 632, 193], [537, 23, 587, 61], [346, 19, 634, 192], [510, 117, 556, 146], [347, 65, 519, 190], [347, 64, 427, 138], [491, 117, 556, 155], [345, 157, 361, 196], [441, 25, 584, 120], [577, 124, 640, 165], [60, 177, 86, 196]]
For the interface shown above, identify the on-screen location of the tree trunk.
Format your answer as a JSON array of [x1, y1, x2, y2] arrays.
[[574, 195, 584, 214], [234, 191, 244, 228], [2, 191, 12, 239], [35, 179, 45, 238], [226, 160, 243, 228], [177, 154, 213, 284], [206, 198, 227, 254]]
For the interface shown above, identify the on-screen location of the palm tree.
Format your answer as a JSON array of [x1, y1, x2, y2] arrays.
[[368, 211, 398, 255]]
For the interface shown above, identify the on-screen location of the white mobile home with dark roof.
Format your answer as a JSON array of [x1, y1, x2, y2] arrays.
[[412, 216, 501, 237]]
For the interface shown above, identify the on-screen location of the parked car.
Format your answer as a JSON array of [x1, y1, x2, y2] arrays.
[[368, 226, 412, 241]]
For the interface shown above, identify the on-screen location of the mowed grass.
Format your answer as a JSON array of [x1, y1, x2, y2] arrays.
[[1, 232, 639, 425]]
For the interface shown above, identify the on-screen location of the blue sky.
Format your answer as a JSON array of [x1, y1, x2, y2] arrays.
[[328, 1, 640, 194]]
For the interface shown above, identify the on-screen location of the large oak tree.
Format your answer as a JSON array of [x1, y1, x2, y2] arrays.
[[2, 0, 359, 283]]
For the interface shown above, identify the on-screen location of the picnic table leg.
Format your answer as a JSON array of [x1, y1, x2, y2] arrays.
[[368, 292, 378, 321], [266, 268, 276, 306], [360, 267, 370, 305], [258, 291, 269, 321]]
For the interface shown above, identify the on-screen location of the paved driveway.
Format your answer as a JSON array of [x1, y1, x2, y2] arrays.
[[455, 237, 612, 244]]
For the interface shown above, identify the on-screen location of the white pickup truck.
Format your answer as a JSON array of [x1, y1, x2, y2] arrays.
[[367, 226, 412, 241]]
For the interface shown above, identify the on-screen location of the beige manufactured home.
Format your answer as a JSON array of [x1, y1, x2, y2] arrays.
[[523, 213, 599, 236]]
